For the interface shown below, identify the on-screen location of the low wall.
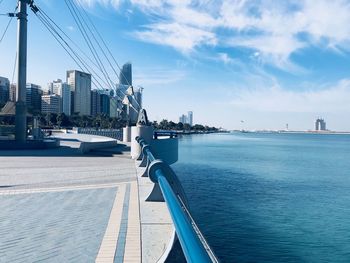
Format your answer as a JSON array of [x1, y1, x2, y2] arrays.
[[79, 140, 118, 154], [75, 128, 123, 141]]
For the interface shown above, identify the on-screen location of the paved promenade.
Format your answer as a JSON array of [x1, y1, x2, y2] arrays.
[[0, 135, 142, 262]]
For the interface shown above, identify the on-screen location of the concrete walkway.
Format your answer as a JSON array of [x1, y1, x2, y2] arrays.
[[0, 134, 141, 263]]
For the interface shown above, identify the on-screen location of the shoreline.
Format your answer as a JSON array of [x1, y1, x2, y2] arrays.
[[230, 130, 350, 135]]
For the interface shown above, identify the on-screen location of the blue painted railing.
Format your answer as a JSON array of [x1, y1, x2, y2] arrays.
[[136, 136, 218, 263]]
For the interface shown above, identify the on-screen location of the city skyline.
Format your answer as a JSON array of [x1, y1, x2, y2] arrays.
[[1, 1, 350, 130]]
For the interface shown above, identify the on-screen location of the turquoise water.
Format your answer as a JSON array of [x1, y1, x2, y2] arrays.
[[172, 133, 350, 262]]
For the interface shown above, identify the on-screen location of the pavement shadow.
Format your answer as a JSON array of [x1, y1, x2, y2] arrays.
[[0, 143, 131, 157]]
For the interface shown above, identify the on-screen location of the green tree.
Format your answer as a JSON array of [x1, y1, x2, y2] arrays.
[[159, 119, 169, 130], [176, 122, 184, 130], [152, 120, 159, 129], [168, 121, 176, 130], [183, 123, 191, 131]]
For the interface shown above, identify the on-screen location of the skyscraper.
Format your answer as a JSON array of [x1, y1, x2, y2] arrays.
[[120, 63, 132, 86], [179, 114, 187, 124], [110, 96, 118, 118], [26, 83, 43, 114], [49, 79, 71, 116], [116, 63, 142, 124], [315, 118, 326, 131], [188, 111, 193, 126], [67, 70, 91, 116], [100, 93, 110, 116], [91, 90, 101, 117], [41, 94, 61, 114], [0, 77, 10, 105]]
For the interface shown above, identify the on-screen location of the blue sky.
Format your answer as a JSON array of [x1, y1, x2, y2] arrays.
[[1, 0, 350, 131]]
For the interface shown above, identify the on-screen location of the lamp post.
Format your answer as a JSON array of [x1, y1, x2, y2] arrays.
[[14, 0, 29, 142]]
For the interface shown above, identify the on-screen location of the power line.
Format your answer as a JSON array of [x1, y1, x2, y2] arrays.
[[71, 0, 141, 108], [37, 11, 115, 90], [0, 16, 12, 43], [37, 6, 101, 71], [74, 0, 120, 81], [11, 52, 17, 84], [34, 9, 123, 110], [64, 0, 131, 104], [70, 0, 118, 89], [35, 12, 108, 91], [73, 0, 143, 110], [33, 2, 138, 115], [65, 0, 115, 91], [74, 0, 131, 88]]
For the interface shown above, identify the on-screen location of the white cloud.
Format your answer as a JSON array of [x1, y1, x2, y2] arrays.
[[218, 52, 234, 64], [135, 22, 217, 53], [76, 0, 350, 70], [230, 79, 350, 113]]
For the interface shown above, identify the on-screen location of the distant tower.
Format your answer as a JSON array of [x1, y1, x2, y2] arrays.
[[120, 63, 132, 86], [179, 114, 187, 124], [315, 118, 326, 131], [188, 111, 193, 126]]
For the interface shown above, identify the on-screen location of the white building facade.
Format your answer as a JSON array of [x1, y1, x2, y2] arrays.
[[49, 79, 71, 116], [41, 94, 61, 114], [67, 70, 91, 116]]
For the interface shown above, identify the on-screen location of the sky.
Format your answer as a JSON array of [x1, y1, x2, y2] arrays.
[[1, 0, 350, 131]]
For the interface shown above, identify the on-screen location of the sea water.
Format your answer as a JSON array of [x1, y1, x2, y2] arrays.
[[172, 132, 350, 262]]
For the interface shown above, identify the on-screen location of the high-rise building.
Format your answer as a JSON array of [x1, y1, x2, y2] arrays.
[[49, 79, 71, 116], [116, 64, 142, 124], [26, 83, 43, 114], [100, 93, 110, 116], [120, 63, 132, 86], [0, 77, 10, 105], [41, 94, 61, 114], [188, 111, 193, 126], [91, 90, 101, 117], [110, 96, 118, 118], [315, 118, 326, 131], [179, 114, 187, 124], [47, 82, 53, 94], [134, 87, 143, 109], [67, 70, 91, 116], [91, 89, 118, 117]]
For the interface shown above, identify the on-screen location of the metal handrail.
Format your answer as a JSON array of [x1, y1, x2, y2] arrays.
[[136, 136, 218, 263]]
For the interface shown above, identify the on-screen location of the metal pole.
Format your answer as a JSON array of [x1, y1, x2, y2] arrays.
[[15, 0, 28, 142], [127, 102, 130, 126]]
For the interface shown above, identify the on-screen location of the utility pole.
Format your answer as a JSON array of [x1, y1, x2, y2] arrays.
[[13, 0, 38, 142], [14, 0, 28, 142]]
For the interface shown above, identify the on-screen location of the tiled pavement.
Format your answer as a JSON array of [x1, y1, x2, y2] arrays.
[[0, 187, 117, 262], [0, 136, 141, 263]]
